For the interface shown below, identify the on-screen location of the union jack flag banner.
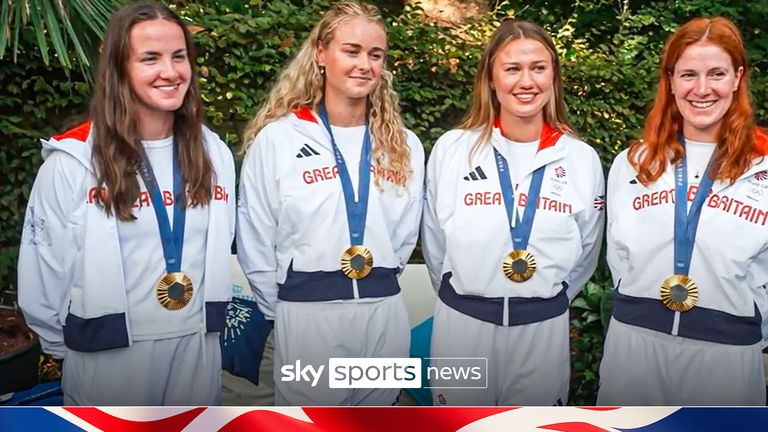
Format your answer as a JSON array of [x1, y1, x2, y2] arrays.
[[593, 195, 606, 211], [1, 406, 767, 431]]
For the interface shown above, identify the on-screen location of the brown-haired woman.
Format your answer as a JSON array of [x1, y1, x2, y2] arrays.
[[600, 16, 768, 405], [422, 19, 604, 405], [18, 1, 235, 405]]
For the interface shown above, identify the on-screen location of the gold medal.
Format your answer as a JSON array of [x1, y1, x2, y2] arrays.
[[660, 274, 698, 312], [156, 272, 194, 310], [502, 250, 537, 282], [340, 245, 373, 280]]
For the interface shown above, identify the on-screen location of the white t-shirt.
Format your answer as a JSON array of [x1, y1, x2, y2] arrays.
[[501, 137, 539, 226], [117, 136, 208, 340], [684, 139, 716, 209], [330, 125, 367, 197]]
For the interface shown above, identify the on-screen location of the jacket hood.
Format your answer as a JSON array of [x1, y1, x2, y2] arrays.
[[42, 122, 94, 174]]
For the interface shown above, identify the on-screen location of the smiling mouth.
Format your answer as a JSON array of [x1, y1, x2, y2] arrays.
[[155, 84, 180, 91], [689, 100, 716, 109], [514, 93, 537, 103]]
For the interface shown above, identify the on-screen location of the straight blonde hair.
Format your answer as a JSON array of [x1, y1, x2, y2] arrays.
[[459, 19, 573, 162]]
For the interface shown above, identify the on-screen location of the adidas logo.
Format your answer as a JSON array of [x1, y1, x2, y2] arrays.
[[296, 143, 320, 158], [463, 166, 488, 181]]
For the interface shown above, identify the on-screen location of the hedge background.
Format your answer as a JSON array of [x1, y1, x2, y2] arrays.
[[2, 0, 767, 404]]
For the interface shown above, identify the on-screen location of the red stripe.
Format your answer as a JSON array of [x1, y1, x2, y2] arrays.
[[538, 422, 612, 432], [303, 407, 514, 432], [293, 107, 318, 123], [214, 407, 515, 432], [52, 121, 91, 141], [64, 407, 205, 432], [218, 410, 323, 432], [577, 407, 621, 411]]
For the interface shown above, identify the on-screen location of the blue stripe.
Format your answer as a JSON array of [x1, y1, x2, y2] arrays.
[[318, 102, 372, 246], [612, 288, 762, 345], [0, 408, 85, 431], [673, 135, 715, 276], [494, 149, 546, 251], [438, 272, 568, 326], [62, 303, 229, 352], [63, 312, 129, 352], [205, 301, 229, 332], [618, 407, 768, 432], [278, 262, 400, 301]]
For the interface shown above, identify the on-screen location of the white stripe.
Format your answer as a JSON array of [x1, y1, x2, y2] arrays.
[[457, 407, 679, 431], [182, 407, 312, 432]]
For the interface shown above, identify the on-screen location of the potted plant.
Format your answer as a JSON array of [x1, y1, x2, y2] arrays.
[[0, 295, 41, 396]]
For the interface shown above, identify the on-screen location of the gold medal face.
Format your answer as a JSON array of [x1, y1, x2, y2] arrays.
[[502, 250, 537, 282], [156, 272, 194, 310], [660, 274, 698, 312], [341, 245, 373, 280]]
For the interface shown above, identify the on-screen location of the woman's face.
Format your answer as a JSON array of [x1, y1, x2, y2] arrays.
[[671, 41, 743, 142], [491, 38, 554, 124], [127, 19, 191, 122], [316, 17, 386, 104]]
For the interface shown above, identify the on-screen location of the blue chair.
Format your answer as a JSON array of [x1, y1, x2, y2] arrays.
[[1, 381, 63, 406], [405, 317, 433, 406]]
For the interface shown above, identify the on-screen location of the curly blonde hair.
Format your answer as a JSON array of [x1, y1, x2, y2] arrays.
[[241, 1, 411, 187]]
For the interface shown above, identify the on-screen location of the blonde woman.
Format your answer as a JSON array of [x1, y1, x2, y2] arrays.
[[422, 19, 604, 405], [237, 1, 424, 406]]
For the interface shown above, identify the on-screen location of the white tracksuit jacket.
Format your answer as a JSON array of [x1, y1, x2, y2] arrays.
[[422, 126, 605, 311], [599, 140, 768, 405], [606, 144, 768, 345], [18, 123, 236, 358], [237, 108, 425, 319]]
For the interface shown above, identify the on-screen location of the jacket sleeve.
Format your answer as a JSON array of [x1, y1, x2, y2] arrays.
[[421, 139, 446, 292], [236, 130, 280, 320], [749, 244, 768, 348], [605, 152, 630, 290], [18, 151, 87, 359], [392, 131, 425, 272], [222, 140, 237, 245], [564, 149, 606, 300]]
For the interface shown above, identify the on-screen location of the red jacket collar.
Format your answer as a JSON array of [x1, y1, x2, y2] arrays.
[[292, 107, 318, 123], [494, 118, 563, 152], [52, 121, 91, 141], [754, 128, 768, 156]]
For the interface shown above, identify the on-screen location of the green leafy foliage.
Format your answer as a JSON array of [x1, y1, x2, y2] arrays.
[[2, 0, 768, 404], [0, 0, 125, 73], [176, 0, 333, 147]]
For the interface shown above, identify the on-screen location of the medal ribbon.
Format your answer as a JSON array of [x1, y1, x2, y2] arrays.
[[673, 135, 715, 276], [137, 138, 186, 273], [317, 102, 372, 246], [495, 151, 544, 251], [493, 124, 560, 251]]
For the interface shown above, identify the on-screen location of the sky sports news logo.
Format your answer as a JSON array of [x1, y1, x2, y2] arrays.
[[280, 358, 488, 389]]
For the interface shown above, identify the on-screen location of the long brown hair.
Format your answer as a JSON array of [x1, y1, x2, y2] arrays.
[[629, 17, 758, 185], [459, 19, 573, 161], [90, 1, 213, 220], [241, 1, 411, 188]]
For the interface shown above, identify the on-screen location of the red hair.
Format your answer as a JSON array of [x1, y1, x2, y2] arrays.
[[629, 16, 761, 185]]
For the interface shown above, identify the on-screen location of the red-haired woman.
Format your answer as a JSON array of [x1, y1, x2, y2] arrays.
[[599, 16, 768, 405]]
